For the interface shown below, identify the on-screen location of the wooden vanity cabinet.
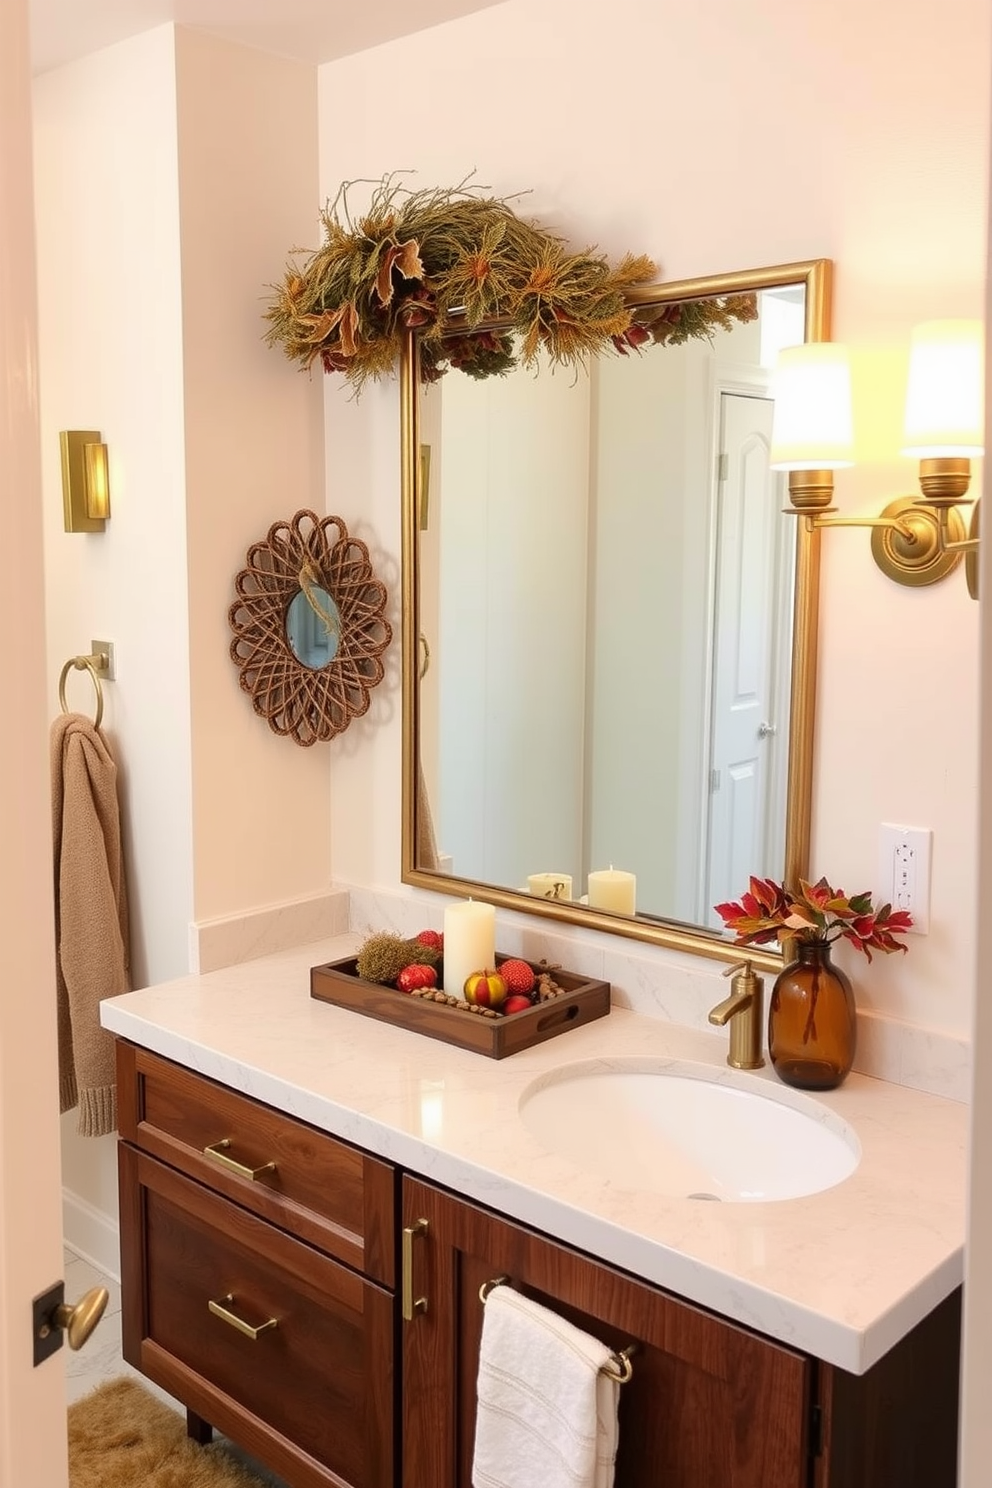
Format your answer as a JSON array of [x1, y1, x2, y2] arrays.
[[116, 1042, 396, 1488], [401, 1175, 813, 1488], [400, 1176, 961, 1488], [115, 1042, 960, 1488]]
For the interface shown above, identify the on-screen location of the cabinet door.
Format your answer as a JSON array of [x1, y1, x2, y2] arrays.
[[120, 1144, 394, 1488], [401, 1177, 812, 1488]]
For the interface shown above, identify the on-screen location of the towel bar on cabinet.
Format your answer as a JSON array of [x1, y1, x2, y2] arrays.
[[478, 1275, 636, 1383]]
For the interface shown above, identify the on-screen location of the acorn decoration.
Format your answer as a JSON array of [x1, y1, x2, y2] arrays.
[[534, 960, 566, 1000]]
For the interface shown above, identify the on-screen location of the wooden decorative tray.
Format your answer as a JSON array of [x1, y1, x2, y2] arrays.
[[310, 953, 610, 1059]]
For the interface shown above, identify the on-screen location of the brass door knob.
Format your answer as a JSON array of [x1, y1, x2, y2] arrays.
[[52, 1286, 109, 1350]]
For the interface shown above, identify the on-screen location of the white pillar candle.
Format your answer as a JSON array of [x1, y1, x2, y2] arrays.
[[527, 873, 573, 901], [587, 868, 637, 916], [443, 899, 496, 1000]]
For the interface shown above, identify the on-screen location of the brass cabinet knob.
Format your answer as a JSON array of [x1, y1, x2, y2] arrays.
[[51, 1286, 109, 1350]]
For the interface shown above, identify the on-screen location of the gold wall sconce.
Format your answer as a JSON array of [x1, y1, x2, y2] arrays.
[[770, 322, 984, 599], [60, 430, 111, 533]]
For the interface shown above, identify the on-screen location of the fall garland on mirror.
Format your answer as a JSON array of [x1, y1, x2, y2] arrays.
[[263, 174, 759, 392]]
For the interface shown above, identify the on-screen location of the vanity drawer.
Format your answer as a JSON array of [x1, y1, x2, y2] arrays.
[[119, 1145, 394, 1488], [116, 1041, 394, 1285]]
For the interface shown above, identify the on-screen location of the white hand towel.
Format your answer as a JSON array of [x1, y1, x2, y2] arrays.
[[472, 1285, 620, 1488]]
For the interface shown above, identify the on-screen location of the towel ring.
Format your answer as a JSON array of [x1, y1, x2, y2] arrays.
[[419, 633, 431, 680], [478, 1276, 636, 1384], [58, 654, 105, 729]]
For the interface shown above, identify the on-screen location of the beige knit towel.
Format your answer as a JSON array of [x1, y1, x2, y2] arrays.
[[51, 713, 131, 1137]]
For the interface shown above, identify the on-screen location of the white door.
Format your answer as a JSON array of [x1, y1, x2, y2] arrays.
[[704, 391, 792, 923], [0, 3, 72, 1483]]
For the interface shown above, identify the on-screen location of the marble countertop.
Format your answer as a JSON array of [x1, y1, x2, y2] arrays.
[[101, 933, 968, 1375]]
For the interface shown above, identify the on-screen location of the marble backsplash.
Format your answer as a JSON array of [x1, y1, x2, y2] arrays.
[[343, 881, 971, 1104], [190, 888, 350, 973]]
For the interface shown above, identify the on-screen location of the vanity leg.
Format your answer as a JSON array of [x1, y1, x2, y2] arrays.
[[186, 1408, 213, 1444]]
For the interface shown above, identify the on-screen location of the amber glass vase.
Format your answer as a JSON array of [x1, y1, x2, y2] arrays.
[[768, 940, 856, 1090]]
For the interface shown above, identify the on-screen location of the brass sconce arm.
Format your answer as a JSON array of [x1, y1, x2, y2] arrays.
[[872, 456, 977, 593], [784, 470, 916, 539]]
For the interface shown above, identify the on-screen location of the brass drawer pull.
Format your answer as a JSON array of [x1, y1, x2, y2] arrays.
[[402, 1218, 429, 1321], [203, 1139, 276, 1182], [208, 1294, 278, 1341]]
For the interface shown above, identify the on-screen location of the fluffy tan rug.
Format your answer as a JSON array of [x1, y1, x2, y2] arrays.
[[68, 1377, 272, 1488]]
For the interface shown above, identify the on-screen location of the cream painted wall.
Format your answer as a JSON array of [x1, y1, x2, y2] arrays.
[[33, 26, 192, 1248], [33, 25, 327, 1258], [320, 0, 989, 1043], [174, 28, 329, 921], [34, 25, 190, 995]]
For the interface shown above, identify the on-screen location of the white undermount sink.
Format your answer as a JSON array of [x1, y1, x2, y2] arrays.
[[518, 1059, 861, 1203]]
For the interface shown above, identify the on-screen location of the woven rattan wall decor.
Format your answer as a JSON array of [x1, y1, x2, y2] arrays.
[[229, 509, 392, 746]]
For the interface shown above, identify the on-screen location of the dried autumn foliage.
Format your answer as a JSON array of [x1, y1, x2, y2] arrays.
[[263, 175, 757, 393]]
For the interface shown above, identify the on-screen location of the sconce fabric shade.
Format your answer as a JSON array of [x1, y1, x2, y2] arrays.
[[60, 430, 110, 532], [769, 343, 855, 471], [902, 320, 984, 456]]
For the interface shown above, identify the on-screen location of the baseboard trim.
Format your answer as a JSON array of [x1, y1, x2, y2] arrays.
[[62, 1187, 121, 1282]]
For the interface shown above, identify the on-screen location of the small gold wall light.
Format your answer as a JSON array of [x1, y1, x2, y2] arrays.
[[871, 319, 983, 597], [60, 430, 111, 533]]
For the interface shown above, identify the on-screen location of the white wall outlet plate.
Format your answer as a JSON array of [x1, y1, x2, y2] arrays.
[[878, 823, 931, 935]]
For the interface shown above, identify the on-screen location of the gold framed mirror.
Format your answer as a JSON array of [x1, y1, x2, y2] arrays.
[[401, 259, 831, 968]]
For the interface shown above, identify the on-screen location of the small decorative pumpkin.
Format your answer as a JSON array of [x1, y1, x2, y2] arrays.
[[464, 969, 507, 1009]]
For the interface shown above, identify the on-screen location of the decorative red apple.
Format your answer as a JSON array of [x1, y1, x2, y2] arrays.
[[499, 958, 536, 996], [464, 969, 507, 1008], [415, 929, 444, 953], [503, 993, 534, 1016], [396, 963, 438, 993]]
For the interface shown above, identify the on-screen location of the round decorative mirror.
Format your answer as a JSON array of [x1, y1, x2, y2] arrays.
[[229, 509, 391, 746]]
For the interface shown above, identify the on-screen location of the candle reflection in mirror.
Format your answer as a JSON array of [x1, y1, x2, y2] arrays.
[[587, 868, 637, 916], [527, 873, 573, 900]]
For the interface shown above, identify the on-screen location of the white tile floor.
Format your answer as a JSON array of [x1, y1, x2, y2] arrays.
[[63, 1244, 154, 1408], [63, 1244, 286, 1485]]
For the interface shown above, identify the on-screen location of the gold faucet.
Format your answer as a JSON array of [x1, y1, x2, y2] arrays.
[[708, 960, 765, 1069]]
